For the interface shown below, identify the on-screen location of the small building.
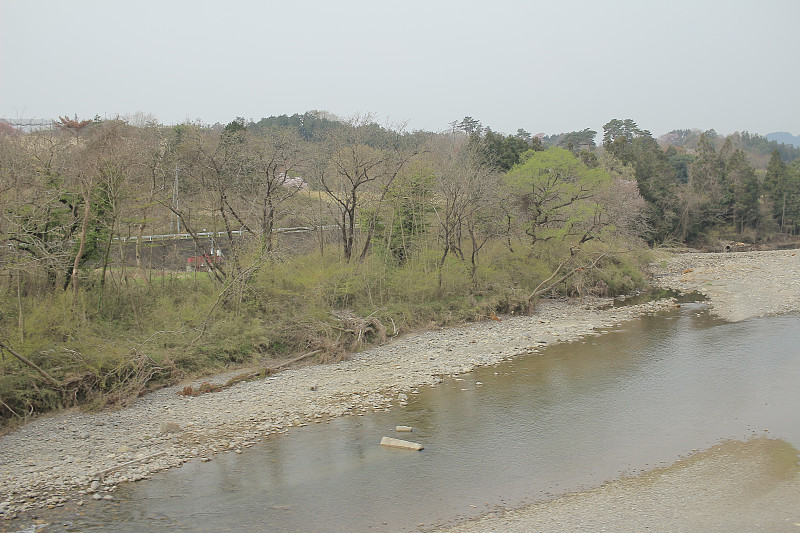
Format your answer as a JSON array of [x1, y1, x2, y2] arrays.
[[187, 249, 224, 271]]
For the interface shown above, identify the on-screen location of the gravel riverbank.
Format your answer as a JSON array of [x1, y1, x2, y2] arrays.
[[650, 248, 800, 322], [433, 248, 800, 533], [1, 249, 798, 530], [436, 437, 800, 533], [0, 298, 672, 519]]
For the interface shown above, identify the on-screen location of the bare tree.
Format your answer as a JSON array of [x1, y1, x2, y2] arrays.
[[178, 122, 251, 278], [429, 135, 502, 287], [310, 115, 414, 262], [240, 127, 306, 252], [65, 120, 141, 294], [1, 129, 79, 295]]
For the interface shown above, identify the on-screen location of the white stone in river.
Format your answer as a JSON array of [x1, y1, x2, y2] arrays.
[[380, 436, 423, 451]]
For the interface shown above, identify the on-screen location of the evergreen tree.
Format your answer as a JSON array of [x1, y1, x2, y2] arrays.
[[763, 149, 800, 232], [724, 149, 760, 232], [475, 130, 531, 171], [602, 119, 680, 242]]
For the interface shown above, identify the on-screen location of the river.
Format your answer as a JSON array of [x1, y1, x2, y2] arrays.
[[22, 303, 800, 532]]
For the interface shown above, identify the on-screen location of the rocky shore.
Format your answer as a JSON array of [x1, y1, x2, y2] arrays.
[[650, 248, 800, 322], [0, 298, 673, 520], [434, 248, 800, 533], [436, 437, 800, 533], [1, 248, 798, 530]]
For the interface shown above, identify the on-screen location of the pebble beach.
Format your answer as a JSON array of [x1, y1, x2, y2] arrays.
[[1, 248, 799, 531], [436, 248, 800, 532]]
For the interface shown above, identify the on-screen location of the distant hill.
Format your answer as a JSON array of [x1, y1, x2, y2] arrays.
[[766, 132, 800, 147]]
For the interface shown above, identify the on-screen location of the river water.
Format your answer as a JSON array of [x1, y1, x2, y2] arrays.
[[36, 304, 800, 532]]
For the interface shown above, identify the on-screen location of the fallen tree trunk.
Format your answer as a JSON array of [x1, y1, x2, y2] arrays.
[[527, 250, 609, 305], [0, 339, 61, 389], [94, 451, 167, 480], [222, 350, 323, 388]]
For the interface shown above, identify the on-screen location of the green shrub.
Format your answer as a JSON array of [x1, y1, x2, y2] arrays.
[[1, 236, 654, 426]]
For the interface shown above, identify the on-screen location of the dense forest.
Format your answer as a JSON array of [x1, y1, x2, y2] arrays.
[[1, 112, 799, 424]]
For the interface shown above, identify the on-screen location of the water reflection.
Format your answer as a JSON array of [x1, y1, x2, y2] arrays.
[[33, 305, 800, 532]]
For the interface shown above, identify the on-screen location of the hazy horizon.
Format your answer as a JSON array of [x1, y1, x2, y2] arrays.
[[2, 0, 798, 138]]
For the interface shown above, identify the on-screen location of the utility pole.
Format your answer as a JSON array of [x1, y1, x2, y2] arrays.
[[174, 163, 180, 235]]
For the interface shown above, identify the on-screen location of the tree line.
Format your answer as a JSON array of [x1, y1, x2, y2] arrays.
[[0, 111, 798, 422], [453, 116, 800, 243]]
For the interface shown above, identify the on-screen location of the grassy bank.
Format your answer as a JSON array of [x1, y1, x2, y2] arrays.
[[0, 241, 651, 427]]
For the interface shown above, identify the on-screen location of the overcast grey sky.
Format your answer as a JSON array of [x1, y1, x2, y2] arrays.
[[1, 0, 797, 137]]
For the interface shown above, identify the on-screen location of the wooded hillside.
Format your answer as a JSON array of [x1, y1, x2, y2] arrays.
[[1, 112, 798, 424]]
